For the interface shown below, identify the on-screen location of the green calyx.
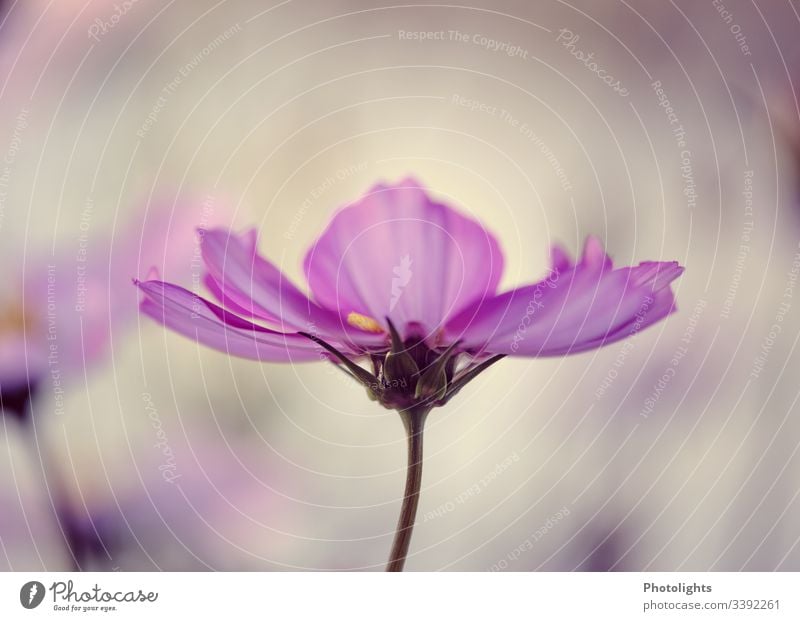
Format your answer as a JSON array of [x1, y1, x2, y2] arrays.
[[414, 340, 460, 404], [383, 319, 420, 384], [299, 321, 505, 414]]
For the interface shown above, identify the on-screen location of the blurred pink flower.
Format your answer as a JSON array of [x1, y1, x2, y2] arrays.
[[0, 198, 225, 417], [0, 434, 294, 571]]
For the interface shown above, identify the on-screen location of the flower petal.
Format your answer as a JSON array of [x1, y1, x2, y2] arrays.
[[580, 235, 613, 270], [302, 178, 504, 340], [444, 239, 683, 356], [202, 273, 263, 320], [550, 243, 573, 273], [543, 284, 678, 355], [201, 228, 386, 349], [136, 279, 322, 362], [201, 228, 309, 327]]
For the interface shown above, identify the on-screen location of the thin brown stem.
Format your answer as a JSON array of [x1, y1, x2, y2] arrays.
[[386, 407, 429, 572]]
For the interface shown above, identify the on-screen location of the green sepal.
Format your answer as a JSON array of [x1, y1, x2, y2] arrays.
[[383, 318, 419, 383], [298, 332, 378, 389], [414, 340, 461, 402]]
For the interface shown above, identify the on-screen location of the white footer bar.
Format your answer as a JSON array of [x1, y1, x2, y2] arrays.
[[1, 572, 796, 620]]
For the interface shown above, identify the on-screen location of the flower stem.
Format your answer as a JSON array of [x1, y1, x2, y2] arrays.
[[386, 407, 429, 572]]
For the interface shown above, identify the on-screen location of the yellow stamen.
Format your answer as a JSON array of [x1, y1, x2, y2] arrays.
[[347, 311, 384, 334]]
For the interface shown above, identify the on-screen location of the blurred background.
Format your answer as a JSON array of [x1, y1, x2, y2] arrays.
[[1, 0, 799, 571]]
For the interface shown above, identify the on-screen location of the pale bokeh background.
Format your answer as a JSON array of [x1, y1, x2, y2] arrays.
[[1, 0, 799, 570]]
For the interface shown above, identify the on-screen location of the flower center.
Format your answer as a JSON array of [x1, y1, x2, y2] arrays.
[[347, 311, 384, 334]]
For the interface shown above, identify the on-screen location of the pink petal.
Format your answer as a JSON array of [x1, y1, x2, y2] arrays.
[[201, 228, 386, 349], [202, 273, 263, 320], [580, 235, 613, 270], [136, 279, 322, 362], [445, 239, 684, 356], [550, 244, 573, 273], [302, 178, 504, 340]]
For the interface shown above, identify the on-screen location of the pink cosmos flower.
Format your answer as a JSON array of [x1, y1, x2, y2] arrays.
[[136, 178, 684, 570], [137, 179, 683, 400]]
